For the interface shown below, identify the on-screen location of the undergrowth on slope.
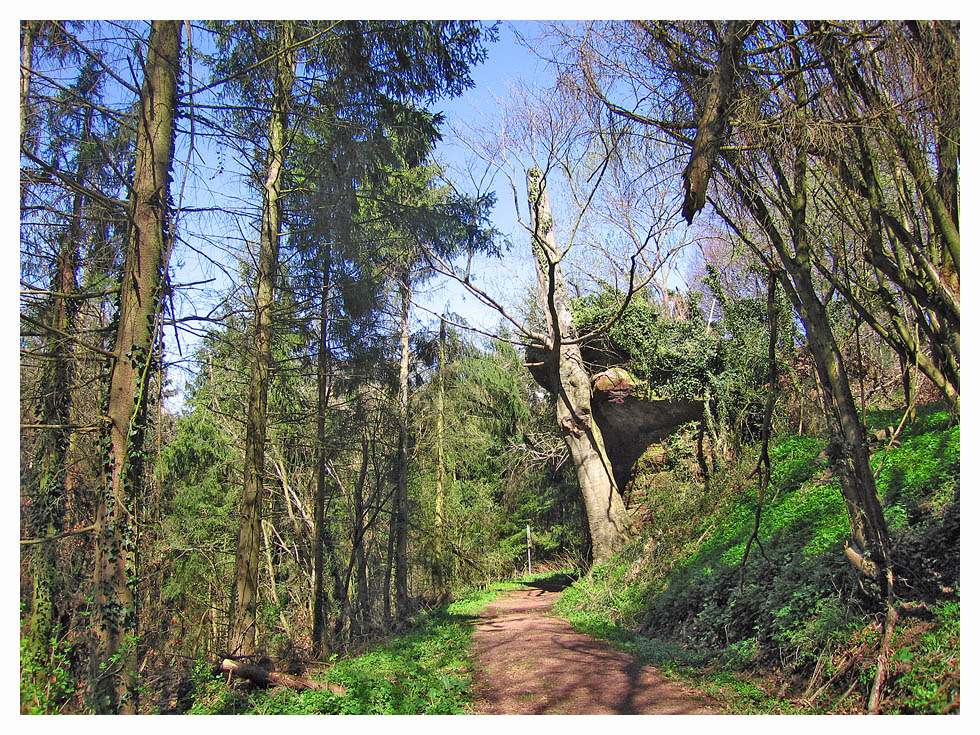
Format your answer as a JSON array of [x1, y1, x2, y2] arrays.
[[556, 403, 959, 714]]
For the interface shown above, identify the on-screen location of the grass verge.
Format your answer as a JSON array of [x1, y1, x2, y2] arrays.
[[187, 572, 564, 714]]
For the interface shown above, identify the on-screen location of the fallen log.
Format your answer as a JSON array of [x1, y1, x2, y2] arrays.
[[219, 658, 347, 695]]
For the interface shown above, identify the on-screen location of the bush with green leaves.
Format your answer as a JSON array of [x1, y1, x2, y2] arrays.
[[572, 269, 793, 448], [19, 630, 74, 715]]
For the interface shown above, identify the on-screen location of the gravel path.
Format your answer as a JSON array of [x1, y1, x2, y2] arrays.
[[469, 584, 719, 715]]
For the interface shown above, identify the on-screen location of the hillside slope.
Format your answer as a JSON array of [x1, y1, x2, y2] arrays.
[[556, 404, 959, 714]]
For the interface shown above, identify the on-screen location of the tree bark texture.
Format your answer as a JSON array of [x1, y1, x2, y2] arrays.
[[20, 21, 39, 155], [88, 19, 180, 714], [795, 272, 893, 591], [229, 21, 297, 660], [312, 241, 332, 658], [433, 316, 447, 600], [681, 21, 752, 224], [525, 167, 630, 564], [394, 274, 412, 619]]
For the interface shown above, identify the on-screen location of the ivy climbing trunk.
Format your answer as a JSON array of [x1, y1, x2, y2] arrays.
[[23, 137, 87, 705], [88, 19, 180, 714], [228, 21, 297, 660], [525, 167, 630, 564], [23, 74, 106, 702]]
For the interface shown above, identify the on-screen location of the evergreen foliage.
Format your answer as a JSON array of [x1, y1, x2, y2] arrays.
[[19, 19, 957, 716], [154, 383, 240, 655], [412, 332, 588, 584]]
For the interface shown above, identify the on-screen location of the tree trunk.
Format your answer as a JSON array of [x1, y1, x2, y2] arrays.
[[23, 91, 98, 705], [219, 658, 347, 694], [88, 19, 180, 714], [432, 316, 447, 601], [229, 21, 297, 660], [681, 21, 752, 224], [794, 269, 900, 715], [20, 21, 39, 156], [728, 112, 899, 712], [312, 242, 332, 658], [383, 494, 394, 625], [793, 270, 893, 591], [525, 167, 630, 564], [394, 274, 411, 619], [354, 506, 368, 632], [808, 24, 959, 412], [715, 28, 896, 606], [786, 55, 895, 600], [351, 439, 370, 637]]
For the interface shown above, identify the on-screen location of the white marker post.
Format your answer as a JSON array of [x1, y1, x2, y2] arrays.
[[526, 524, 531, 576]]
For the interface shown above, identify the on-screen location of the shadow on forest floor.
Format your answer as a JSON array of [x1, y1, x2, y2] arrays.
[[520, 572, 578, 593]]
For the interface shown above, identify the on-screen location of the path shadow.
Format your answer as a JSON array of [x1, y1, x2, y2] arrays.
[[520, 572, 578, 593], [471, 587, 718, 714]]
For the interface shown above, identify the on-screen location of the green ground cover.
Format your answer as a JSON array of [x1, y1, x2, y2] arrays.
[[555, 404, 959, 714]]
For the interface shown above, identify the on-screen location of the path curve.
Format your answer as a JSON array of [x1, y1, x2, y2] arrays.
[[469, 583, 719, 715]]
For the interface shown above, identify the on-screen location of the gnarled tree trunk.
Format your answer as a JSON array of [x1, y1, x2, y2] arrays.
[[526, 167, 630, 564]]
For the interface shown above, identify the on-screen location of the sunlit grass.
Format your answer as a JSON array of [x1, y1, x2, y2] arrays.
[[188, 572, 564, 714], [556, 403, 959, 714]]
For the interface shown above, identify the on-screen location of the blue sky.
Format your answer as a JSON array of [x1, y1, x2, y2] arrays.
[[418, 20, 694, 340], [12, 19, 703, 414], [15, 19, 732, 408], [155, 21, 558, 402], [417, 21, 551, 337], [163, 21, 558, 377]]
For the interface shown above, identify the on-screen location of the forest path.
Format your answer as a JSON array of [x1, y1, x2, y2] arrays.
[[468, 581, 720, 715]]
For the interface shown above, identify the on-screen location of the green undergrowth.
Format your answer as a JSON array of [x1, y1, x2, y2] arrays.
[[187, 572, 558, 715], [556, 403, 959, 714]]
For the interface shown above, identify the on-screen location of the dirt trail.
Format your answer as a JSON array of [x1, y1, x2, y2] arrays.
[[469, 582, 719, 715]]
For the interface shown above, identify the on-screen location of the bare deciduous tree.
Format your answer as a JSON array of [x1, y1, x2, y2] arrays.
[[425, 80, 691, 562]]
